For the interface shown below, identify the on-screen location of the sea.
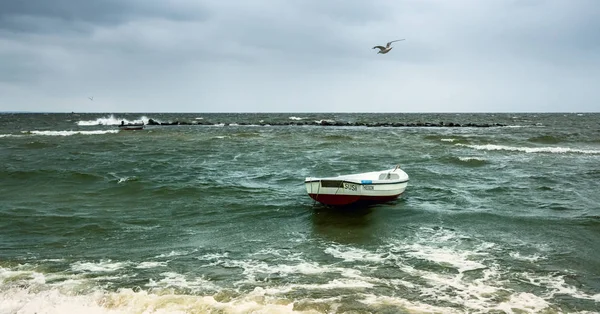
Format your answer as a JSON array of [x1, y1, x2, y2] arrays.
[[1, 112, 599, 314]]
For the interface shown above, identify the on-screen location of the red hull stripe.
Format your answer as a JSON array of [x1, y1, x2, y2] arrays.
[[308, 193, 402, 206]]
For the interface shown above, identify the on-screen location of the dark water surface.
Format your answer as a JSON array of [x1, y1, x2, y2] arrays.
[[1, 113, 599, 313]]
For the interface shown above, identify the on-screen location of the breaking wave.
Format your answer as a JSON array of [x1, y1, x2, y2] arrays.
[[77, 115, 150, 126], [456, 144, 600, 155], [446, 156, 489, 167], [2, 227, 598, 313], [23, 130, 119, 136]]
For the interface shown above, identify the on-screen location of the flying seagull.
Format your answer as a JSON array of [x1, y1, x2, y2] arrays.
[[373, 39, 405, 54], [88, 96, 94, 101]]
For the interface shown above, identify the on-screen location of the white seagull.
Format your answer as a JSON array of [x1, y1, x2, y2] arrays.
[[373, 39, 405, 54]]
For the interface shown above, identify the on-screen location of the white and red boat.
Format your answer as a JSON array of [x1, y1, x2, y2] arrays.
[[305, 166, 409, 206]]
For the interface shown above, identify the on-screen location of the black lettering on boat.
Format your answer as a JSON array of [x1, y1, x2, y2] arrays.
[[343, 183, 357, 191], [321, 180, 344, 188]]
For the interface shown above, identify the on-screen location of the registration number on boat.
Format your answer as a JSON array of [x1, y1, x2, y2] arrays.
[[343, 183, 357, 191]]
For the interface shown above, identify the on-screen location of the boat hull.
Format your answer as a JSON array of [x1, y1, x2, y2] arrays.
[[118, 125, 144, 131], [304, 169, 408, 206], [306, 192, 403, 206]]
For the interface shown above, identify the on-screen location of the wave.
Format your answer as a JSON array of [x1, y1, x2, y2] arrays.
[[527, 135, 563, 144], [314, 119, 336, 124], [23, 130, 119, 136], [2, 227, 600, 314], [456, 144, 600, 154], [423, 135, 470, 144], [446, 156, 489, 167], [77, 114, 150, 126], [0, 134, 25, 138], [289, 116, 304, 121], [322, 134, 353, 141]]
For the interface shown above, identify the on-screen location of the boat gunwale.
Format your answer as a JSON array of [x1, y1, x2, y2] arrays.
[[304, 178, 409, 185]]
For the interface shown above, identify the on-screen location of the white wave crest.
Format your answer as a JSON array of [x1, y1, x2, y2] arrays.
[[441, 138, 456, 142], [26, 130, 119, 136], [289, 116, 304, 120], [314, 119, 335, 124], [77, 114, 150, 126], [71, 260, 130, 273], [135, 261, 168, 269], [457, 143, 600, 154], [458, 156, 486, 162]]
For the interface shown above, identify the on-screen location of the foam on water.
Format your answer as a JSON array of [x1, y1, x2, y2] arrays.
[[289, 116, 304, 120], [145, 272, 219, 292], [2, 228, 599, 314], [25, 130, 119, 136], [509, 252, 545, 262], [441, 138, 456, 142], [154, 250, 193, 259], [135, 262, 168, 269], [324, 245, 391, 263], [77, 115, 150, 126], [71, 260, 130, 273], [457, 156, 486, 162], [457, 143, 600, 154]]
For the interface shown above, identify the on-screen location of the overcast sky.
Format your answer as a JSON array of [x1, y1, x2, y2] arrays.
[[1, 0, 599, 112]]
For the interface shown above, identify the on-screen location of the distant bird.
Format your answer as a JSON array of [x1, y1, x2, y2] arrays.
[[88, 96, 94, 101], [373, 39, 405, 54]]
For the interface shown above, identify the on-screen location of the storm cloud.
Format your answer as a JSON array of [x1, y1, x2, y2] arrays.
[[1, 0, 599, 112]]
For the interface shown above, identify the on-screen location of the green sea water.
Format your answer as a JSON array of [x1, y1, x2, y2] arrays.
[[1, 113, 599, 313]]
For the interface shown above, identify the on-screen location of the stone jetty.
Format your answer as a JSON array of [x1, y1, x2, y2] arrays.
[[147, 118, 507, 128]]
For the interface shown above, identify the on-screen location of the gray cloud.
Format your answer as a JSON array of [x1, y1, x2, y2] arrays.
[[1, 0, 599, 112]]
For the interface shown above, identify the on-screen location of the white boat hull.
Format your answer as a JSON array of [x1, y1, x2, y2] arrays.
[[305, 167, 409, 206]]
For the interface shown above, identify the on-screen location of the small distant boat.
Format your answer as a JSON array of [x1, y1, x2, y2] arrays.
[[305, 166, 409, 206], [118, 122, 145, 131]]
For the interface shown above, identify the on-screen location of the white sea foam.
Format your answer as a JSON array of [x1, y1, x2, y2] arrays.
[[458, 156, 486, 162], [154, 250, 192, 258], [195, 117, 203, 120], [441, 138, 456, 142], [0, 287, 318, 314], [518, 272, 600, 302], [26, 130, 119, 136], [77, 115, 150, 126], [289, 116, 304, 120], [457, 143, 600, 154], [71, 260, 130, 273], [197, 252, 229, 261], [135, 261, 168, 269], [509, 252, 545, 262], [0, 134, 23, 138], [145, 272, 219, 292], [359, 294, 462, 314], [404, 243, 488, 272], [324, 245, 390, 264], [314, 119, 335, 124]]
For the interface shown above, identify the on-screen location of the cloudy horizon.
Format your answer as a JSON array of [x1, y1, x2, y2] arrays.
[[1, 0, 599, 113]]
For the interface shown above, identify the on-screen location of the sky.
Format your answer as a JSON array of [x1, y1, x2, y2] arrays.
[[1, 0, 599, 113]]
